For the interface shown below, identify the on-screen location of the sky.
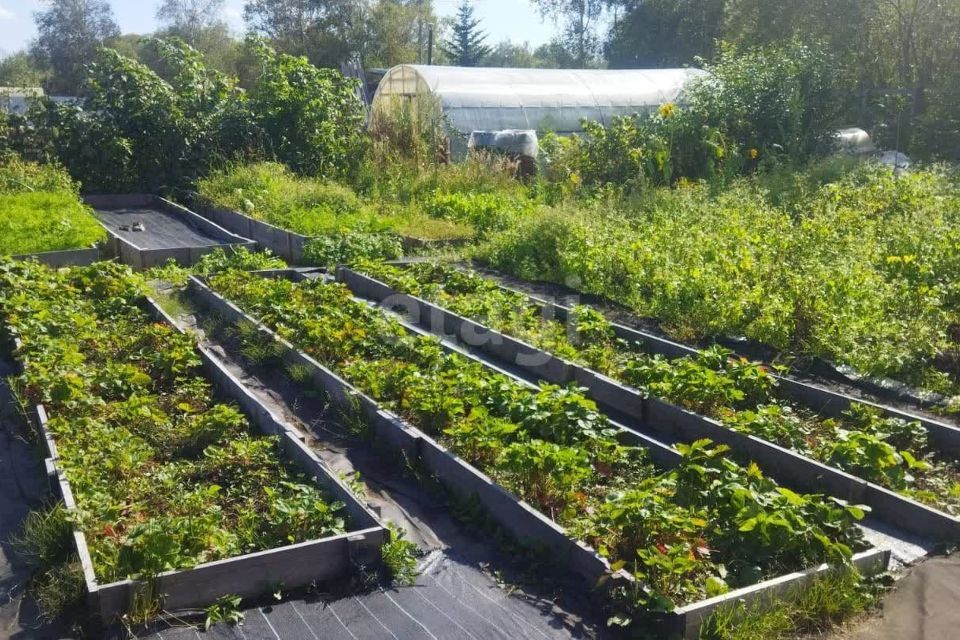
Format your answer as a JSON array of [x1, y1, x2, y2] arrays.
[[0, 0, 558, 58]]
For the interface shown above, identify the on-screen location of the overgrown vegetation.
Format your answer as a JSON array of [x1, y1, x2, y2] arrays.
[[478, 161, 960, 401], [699, 568, 881, 640], [0, 157, 105, 255]]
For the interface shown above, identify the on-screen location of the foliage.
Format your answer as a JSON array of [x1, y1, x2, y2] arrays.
[[31, 0, 120, 94], [353, 260, 960, 514], [303, 232, 403, 267], [209, 269, 868, 613], [245, 37, 366, 180], [700, 568, 879, 640], [0, 53, 46, 88], [204, 594, 244, 630], [0, 156, 104, 255], [423, 191, 535, 236], [0, 260, 349, 585], [10, 36, 366, 192], [14, 38, 252, 193], [540, 40, 841, 193], [0, 192, 106, 255], [197, 162, 474, 242], [381, 524, 420, 586], [193, 246, 286, 275], [442, 1, 492, 67], [479, 162, 960, 401]]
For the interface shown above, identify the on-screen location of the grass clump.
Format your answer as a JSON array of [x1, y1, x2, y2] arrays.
[[699, 568, 880, 639], [12, 504, 86, 621], [0, 157, 105, 255]]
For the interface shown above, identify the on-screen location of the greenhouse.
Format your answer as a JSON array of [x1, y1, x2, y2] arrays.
[[370, 64, 708, 139]]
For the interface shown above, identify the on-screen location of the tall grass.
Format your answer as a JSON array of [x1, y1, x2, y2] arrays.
[[197, 162, 474, 242], [0, 157, 105, 255]]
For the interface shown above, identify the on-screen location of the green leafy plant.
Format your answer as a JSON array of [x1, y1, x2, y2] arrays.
[[208, 269, 869, 614], [352, 261, 960, 514], [0, 259, 350, 591], [204, 594, 244, 630], [381, 524, 420, 586]]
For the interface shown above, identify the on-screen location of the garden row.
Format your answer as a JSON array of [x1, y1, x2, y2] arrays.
[[0, 259, 385, 621], [192, 267, 886, 635], [346, 261, 960, 524]]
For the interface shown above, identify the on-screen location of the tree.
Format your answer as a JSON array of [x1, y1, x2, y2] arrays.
[[363, 0, 435, 68], [534, 38, 581, 68], [487, 41, 542, 68], [157, 0, 228, 44], [532, 0, 605, 67], [243, 0, 366, 67], [31, 0, 120, 94], [0, 52, 46, 87], [606, 0, 725, 68], [441, 1, 490, 66]]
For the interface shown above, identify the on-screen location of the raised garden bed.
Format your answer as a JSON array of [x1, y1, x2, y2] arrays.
[[191, 201, 468, 265], [338, 262, 960, 541], [84, 194, 256, 269], [0, 260, 386, 622], [190, 268, 889, 638]]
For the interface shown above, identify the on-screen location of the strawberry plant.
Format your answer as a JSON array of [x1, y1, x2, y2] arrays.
[[209, 269, 869, 614], [352, 261, 960, 515], [0, 259, 350, 586]]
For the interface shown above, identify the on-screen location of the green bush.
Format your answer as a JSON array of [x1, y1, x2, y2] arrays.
[[539, 40, 843, 193], [246, 37, 366, 181]]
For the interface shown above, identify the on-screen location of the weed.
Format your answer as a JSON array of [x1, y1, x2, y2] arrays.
[[381, 524, 420, 586], [204, 594, 244, 630], [285, 362, 312, 384], [699, 568, 881, 640]]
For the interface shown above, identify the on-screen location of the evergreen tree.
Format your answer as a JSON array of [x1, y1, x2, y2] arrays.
[[441, 1, 491, 67]]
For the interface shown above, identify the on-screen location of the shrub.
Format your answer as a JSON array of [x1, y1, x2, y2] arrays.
[[539, 40, 843, 192], [246, 37, 366, 180]]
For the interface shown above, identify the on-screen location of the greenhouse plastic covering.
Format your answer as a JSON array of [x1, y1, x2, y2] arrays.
[[372, 65, 708, 136]]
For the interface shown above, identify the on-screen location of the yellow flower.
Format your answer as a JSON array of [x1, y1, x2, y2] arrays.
[[658, 102, 677, 119], [568, 172, 581, 187], [749, 148, 759, 160]]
